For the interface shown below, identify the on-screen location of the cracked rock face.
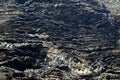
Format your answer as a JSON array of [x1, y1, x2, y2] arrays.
[[0, 0, 120, 80]]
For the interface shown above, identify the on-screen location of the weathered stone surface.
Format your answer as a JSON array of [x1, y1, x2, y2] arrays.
[[0, 0, 120, 80]]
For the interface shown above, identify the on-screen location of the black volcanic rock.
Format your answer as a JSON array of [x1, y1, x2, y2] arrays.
[[0, 0, 120, 80]]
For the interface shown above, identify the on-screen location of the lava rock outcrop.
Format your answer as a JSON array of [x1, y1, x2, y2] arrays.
[[0, 0, 120, 80]]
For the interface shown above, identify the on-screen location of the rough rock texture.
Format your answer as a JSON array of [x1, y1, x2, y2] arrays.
[[103, 0, 120, 15], [0, 0, 120, 80]]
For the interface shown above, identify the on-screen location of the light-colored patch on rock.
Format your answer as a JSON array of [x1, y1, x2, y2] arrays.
[[42, 41, 53, 48], [28, 33, 49, 39], [48, 46, 63, 54]]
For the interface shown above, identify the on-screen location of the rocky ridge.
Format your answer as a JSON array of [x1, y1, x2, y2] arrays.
[[0, 0, 120, 80]]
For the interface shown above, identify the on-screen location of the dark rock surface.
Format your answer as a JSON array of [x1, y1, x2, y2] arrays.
[[0, 0, 120, 80]]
